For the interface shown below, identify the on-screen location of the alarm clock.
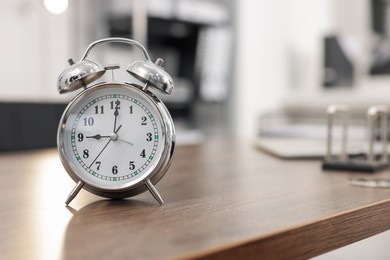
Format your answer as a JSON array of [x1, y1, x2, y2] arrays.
[[57, 38, 175, 205]]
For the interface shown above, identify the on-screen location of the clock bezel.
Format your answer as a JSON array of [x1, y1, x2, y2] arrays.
[[57, 82, 175, 199]]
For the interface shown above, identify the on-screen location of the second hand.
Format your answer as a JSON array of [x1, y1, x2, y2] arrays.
[[88, 125, 122, 168], [89, 139, 112, 168]]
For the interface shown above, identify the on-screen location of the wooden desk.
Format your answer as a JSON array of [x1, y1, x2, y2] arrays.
[[1, 140, 390, 259]]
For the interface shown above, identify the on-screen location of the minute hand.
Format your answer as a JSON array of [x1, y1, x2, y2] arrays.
[[113, 99, 120, 132], [113, 108, 119, 132]]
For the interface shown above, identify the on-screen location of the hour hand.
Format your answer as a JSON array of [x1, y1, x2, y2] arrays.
[[86, 134, 110, 140]]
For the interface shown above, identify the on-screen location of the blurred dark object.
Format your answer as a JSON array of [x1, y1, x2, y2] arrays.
[[109, 16, 198, 84], [0, 103, 66, 151], [323, 36, 354, 87], [371, 0, 386, 34], [106, 13, 231, 127], [370, 0, 390, 75], [108, 16, 199, 118]]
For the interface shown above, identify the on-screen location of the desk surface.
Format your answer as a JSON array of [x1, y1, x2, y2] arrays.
[[1, 139, 390, 259]]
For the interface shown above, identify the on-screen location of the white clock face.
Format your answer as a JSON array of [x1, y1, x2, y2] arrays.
[[60, 84, 165, 190]]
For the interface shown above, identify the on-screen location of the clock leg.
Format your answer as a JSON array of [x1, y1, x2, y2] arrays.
[[145, 179, 164, 205], [65, 181, 84, 205]]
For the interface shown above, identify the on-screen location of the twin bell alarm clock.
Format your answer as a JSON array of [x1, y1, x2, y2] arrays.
[[57, 38, 175, 205]]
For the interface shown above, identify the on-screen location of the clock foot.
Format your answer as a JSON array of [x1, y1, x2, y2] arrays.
[[145, 179, 164, 205], [65, 181, 84, 205]]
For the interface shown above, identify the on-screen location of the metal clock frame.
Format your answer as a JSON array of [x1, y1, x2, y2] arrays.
[[57, 37, 175, 206]]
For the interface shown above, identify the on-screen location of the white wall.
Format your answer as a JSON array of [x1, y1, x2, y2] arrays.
[[0, 1, 72, 102], [232, 0, 373, 138], [233, 0, 338, 138], [233, 0, 288, 138]]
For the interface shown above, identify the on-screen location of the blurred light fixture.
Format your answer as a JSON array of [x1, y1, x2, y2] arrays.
[[44, 0, 68, 14]]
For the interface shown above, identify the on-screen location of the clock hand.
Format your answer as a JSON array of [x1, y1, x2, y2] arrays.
[[115, 124, 122, 134], [117, 138, 134, 146], [112, 125, 133, 145], [86, 124, 123, 141], [89, 139, 112, 168], [113, 99, 120, 132], [88, 125, 123, 168], [86, 134, 111, 140], [113, 109, 119, 132]]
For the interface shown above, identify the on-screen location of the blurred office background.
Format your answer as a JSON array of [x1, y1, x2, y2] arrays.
[[0, 0, 390, 258], [6, 0, 390, 139], [0, 0, 235, 148]]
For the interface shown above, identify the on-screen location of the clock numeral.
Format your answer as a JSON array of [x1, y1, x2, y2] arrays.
[[110, 100, 121, 110], [94, 105, 104, 114], [95, 161, 101, 170], [83, 117, 94, 126], [112, 165, 118, 175], [129, 161, 135, 170], [83, 149, 89, 159], [77, 133, 84, 142], [141, 116, 147, 125], [146, 133, 152, 142], [140, 149, 146, 158], [129, 105, 133, 114]]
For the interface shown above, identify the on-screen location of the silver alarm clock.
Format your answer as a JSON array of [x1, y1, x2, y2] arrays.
[[57, 38, 175, 205]]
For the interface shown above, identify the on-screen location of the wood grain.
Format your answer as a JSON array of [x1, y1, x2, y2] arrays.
[[1, 139, 390, 260]]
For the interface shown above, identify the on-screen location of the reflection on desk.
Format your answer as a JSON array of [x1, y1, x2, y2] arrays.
[[1, 140, 390, 259]]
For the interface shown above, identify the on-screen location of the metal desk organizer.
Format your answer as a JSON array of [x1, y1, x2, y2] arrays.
[[322, 104, 389, 172]]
